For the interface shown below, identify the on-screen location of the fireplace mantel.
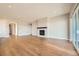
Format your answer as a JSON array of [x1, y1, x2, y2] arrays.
[[37, 27, 47, 29]]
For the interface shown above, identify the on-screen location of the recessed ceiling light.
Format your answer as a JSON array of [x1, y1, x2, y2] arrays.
[[8, 5, 12, 8]]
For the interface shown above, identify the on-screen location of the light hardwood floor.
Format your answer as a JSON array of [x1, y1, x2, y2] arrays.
[[0, 35, 78, 56]]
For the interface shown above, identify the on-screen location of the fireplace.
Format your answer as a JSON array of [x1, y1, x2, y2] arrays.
[[39, 30, 45, 36], [37, 27, 47, 37]]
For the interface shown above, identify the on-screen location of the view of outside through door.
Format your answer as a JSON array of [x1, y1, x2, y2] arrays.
[[72, 5, 79, 51]]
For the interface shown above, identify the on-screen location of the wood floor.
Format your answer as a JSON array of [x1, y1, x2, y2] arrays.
[[0, 35, 78, 56]]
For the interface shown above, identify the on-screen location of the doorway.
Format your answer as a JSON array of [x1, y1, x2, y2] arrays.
[[72, 5, 79, 53], [9, 23, 17, 36]]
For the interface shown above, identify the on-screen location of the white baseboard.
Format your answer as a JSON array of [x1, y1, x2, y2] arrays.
[[46, 36, 68, 40], [0, 35, 9, 38], [32, 35, 68, 40], [17, 34, 31, 36]]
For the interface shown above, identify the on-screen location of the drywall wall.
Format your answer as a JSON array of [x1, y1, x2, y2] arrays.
[[37, 17, 47, 27], [70, 18, 73, 41], [32, 17, 48, 36], [17, 24, 31, 36], [0, 19, 9, 37], [47, 14, 69, 40], [32, 14, 69, 40], [32, 21, 37, 36], [8, 19, 32, 36], [0, 14, 69, 39]]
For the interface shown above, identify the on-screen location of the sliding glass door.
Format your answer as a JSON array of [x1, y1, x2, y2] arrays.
[[77, 8, 79, 48], [72, 12, 77, 48], [72, 5, 79, 51]]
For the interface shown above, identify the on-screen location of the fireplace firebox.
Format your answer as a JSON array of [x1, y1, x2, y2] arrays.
[[39, 30, 45, 36], [37, 27, 47, 37]]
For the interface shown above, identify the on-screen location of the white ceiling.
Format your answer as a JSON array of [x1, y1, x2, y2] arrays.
[[0, 3, 74, 24]]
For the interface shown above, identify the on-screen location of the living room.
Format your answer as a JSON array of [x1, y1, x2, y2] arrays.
[[0, 3, 79, 56]]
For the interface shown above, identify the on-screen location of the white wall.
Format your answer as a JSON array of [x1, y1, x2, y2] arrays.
[[47, 14, 68, 39], [70, 18, 73, 41], [0, 14, 69, 39], [0, 19, 32, 37], [32, 14, 69, 40], [37, 17, 47, 27], [0, 19, 9, 37], [32, 21, 37, 36], [17, 24, 31, 36], [8, 19, 32, 36], [32, 17, 48, 36]]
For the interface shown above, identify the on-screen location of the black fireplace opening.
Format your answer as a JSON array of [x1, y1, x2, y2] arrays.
[[39, 30, 45, 36]]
